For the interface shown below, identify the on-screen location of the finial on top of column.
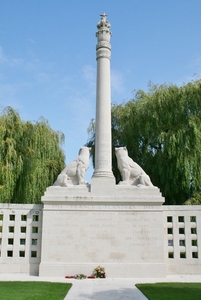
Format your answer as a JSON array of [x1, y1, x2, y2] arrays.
[[96, 13, 112, 44], [97, 13, 111, 31]]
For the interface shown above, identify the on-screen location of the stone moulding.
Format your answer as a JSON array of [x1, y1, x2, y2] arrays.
[[41, 186, 165, 208], [96, 41, 111, 50]]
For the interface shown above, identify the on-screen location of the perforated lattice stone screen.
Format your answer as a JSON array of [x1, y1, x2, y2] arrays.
[[0, 204, 43, 275], [163, 206, 201, 274]]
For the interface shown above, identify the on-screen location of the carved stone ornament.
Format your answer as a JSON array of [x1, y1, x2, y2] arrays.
[[115, 147, 154, 187], [96, 13, 111, 31], [96, 41, 111, 50], [53, 146, 91, 187], [96, 53, 111, 60]]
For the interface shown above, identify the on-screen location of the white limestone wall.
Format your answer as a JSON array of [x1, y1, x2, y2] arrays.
[[0, 204, 43, 275], [163, 206, 201, 274], [39, 186, 166, 278], [39, 204, 166, 278], [0, 202, 201, 277]]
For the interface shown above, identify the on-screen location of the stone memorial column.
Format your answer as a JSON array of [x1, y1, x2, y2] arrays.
[[91, 13, 115, 193]]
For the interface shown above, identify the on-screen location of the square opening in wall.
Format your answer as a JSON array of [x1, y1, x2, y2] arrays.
[[9, 215, 15, 221], [168, 252, 174, 258], [192, 252, 198, 258], [190, 216, 196, 222], [0, 238, 1, 245], [32, 239, 37, 245], [9, 226, 14, 233], [179, 240, 185, 246], [20, 239, 26, 245], [31, 251, 37, 258], [167, 228, 173, 234], [179, 228, 185, 234], [8, 238, 14, 245], [178, 216, 184, 222], [0, 226, 2, 233], [0, 214, 3, 221], [191, 228, 197, 234], [21, 227, 26, 233], [191, 240, 197, 246], [167, 216, 172, 222], [7, 250, 13, 257], [33, 215, 39, 222], [168, 240, 173, 246], [19, 251, 25, 257], [32, 227, 38, 234], [21, 215, 27, 221], [180, 252, 186, 258]]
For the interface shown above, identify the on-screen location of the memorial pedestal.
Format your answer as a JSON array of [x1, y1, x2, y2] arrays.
[[39, 14, 167, 279], [39, 184, 166, 278]]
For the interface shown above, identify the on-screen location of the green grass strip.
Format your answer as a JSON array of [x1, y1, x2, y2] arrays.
[[136, 282, 201, 300], [0, 281, 72, 300]]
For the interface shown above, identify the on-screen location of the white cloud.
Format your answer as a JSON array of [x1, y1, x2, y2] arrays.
[[27, 38, 36, 45], [61, 76, 73, 89], [0, 45, 24, 67], [191, 57, 201, 77], [25, 59, 40, 71], [82, 65, 96, 90], [174, 56, 201, 87], [0, 46, 8, 64], [11, 58, 24, 66], [111, 69, 125, 93], [0, 84, 17, 100], [37, 72, 52, 84]]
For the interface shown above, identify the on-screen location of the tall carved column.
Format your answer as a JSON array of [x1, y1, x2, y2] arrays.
[[92, 13, 115, 183]]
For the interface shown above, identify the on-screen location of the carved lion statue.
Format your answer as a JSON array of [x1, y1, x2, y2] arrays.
[[115, 147, 153, 187], [53, 146, 91, 187]]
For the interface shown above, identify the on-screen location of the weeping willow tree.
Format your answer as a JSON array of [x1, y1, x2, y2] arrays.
[[87, 79, 201, 205], [0, 107, 65, 203]]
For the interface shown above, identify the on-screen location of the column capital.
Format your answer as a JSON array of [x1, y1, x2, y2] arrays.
[[96, 13, 112, 43]]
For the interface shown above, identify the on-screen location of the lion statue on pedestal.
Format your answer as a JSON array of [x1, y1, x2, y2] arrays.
[[53, 146, 91, 187], [115, 147, 153, 187]]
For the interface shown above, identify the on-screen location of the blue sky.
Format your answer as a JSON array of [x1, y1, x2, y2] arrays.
[[0, 1, 201, 182]]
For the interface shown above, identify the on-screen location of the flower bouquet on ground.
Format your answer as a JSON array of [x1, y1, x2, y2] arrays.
[[93, 265, 106, 278], [74, 274, 87, 280]]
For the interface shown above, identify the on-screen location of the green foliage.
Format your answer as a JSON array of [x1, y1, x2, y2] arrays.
[[87, 80, 201, 205], [0, 107, 65, 203], [136, 282, 201, 300], [0, 281, 72, 300], [184, 191, 201, 205]]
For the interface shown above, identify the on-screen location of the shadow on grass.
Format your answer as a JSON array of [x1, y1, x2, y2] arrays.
[[136, 282, 201, 300]]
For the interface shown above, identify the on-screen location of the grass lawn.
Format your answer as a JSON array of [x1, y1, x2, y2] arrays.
[[136, 282, 201, 300], [0, 281, 72, 300]]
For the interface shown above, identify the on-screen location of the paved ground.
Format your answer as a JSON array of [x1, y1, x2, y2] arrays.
[[64, 275, 201, 300], [64, 278, 148, 300], [0, 274, 200, 300]]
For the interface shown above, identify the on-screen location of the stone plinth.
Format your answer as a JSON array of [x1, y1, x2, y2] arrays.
[[39, 185, 166, 278]]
